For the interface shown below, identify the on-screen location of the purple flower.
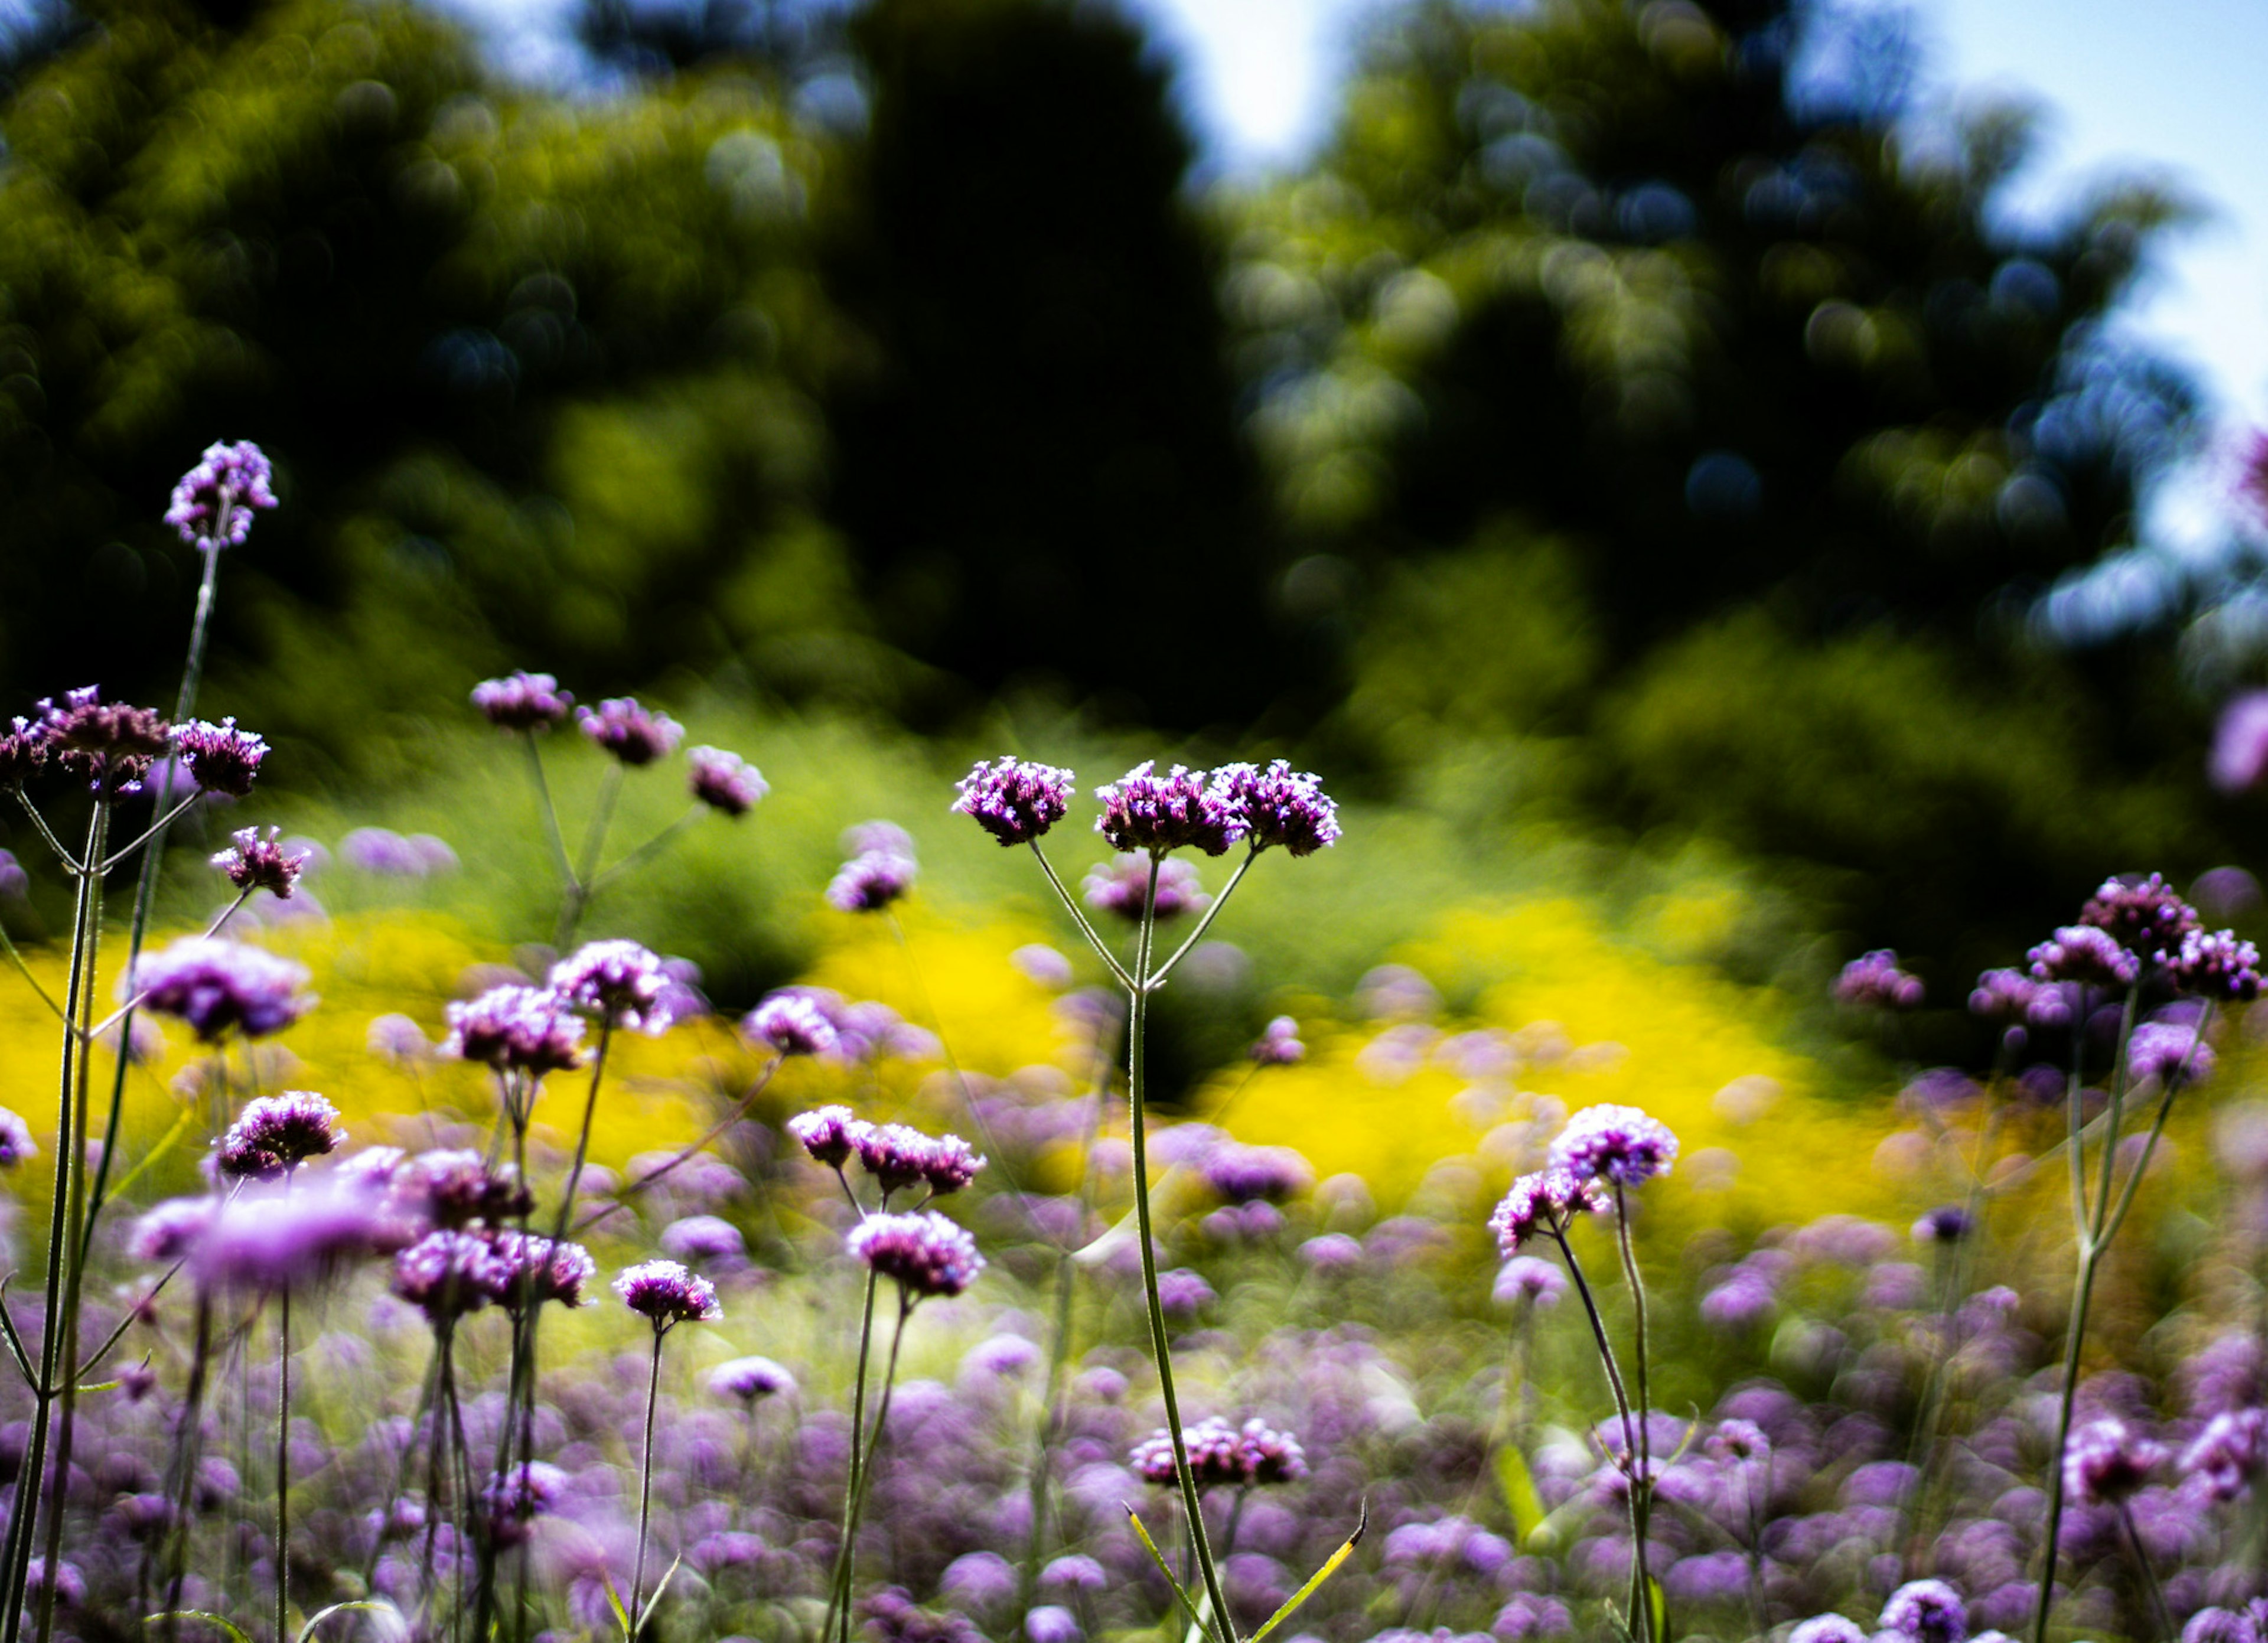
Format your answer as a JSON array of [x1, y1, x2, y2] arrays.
[[1493, 1254, 1566, 1309], [2128, 1021, 2214, 1088], [1968, 968, 2040, 1022], [0, 1107, 31, 1168], [1200, 1143, 1309, 1204], [130, 937, 311, 1041], [165, 440, 278, 552], [217, 1091, 343, 1179], [1128, 1416, 1304, 1489], [745, 992, 839, 1057], [1836, 949, 1923, 1009], [406, 1149, 534, 1229], [1025, 1606, 1080, 1643], [846, 1210, 984, 1299], [0, 718, 44, 785], [2080, 873, 2200, 957], [1083, 854, 1207, 922], [1699, 1266, 1778, 1331], [614, 1258, 722, 1327], [211, 826, 309, 899], [709, 1355, 796, 1401], [1879, 1581, 1968, 1643], [851, 1123, 985, 1197], [1094, 761, 1245, 856], [2212, 690, 2268, 791], [471, 670, 573, 731], [171, 718, 268, 798], [442, 985, 587, 1075], [575, 697, 683, 766], [39, 687, 171, 793], [1789, 1619, 1868, 1643], [129, 1198, 214, 1263], [2185, 1606, 2268, 1643], [1237, 1417, 1308, 1483], [689, 746, 767, 816], [1249, 1015, 1304, 1064], [787, 1104, 862, 1166], [1488, 1169, 1607, 1253], [1158, 1266, 1216, 1315], [1913, 1205, 1973, 1244], [660, 1214, 745, 1261], [340, 827, 454, 876], [480, 1461, 569, 1547], [2027, 925, 2139, 988], [2182, 1409, 2268, 1501], [1549, 1104, 1679, 1188], [488, 1231, 596, 1310], [195, 1178, 386, 1293], [0, 850, 23, 898], [2064, 1416, 2166, 1504], [1207, 760, 1340, 856], [392, 1230, 513, 1320], [549, 940, 674, 1034], [953, 757, 1075, 846], [2171, 928, 2264, 1002], [828, 850, 917, 912]]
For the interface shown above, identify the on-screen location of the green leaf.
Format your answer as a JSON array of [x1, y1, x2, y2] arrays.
[[633, 1553, 685, 1632], [1648, 1574, 1667, 1643], [74, 1377, 123, 1394], [601, 1572, 630, 1639], [145, 1612, 252, 1643], [1493, 1446, 1544, 1542], [296, 1599, 397, 1643], [1248, 1501, 1367, 1643], [1121, 1503, 1205, 1633]]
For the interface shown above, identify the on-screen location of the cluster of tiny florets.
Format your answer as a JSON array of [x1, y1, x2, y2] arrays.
[[952, 757, 1076, 846], [37, 688, 174, 794], [846, 1211, 984, 1299], [1834, 949, 1923, 1009], [2171, 927, 2264, 1002], [2080, 872, 2201, 958], [1129, 1416, 1308, 1489], [828, 840, 918, 912], [614, 1258, 722, 1328], [165, 440, 278, 552], [1083, 854, 1207, 922], [1549, 1104, 1680, 1188], [746, 992, 840, 1057], [217, 1091, 343, 1181], [442, 985, 588, 1076], [1488, 1168, 1608, 1254], [129, 937, 311, 1042], [1208, 760, 1340, 856], [1094, 762, 1244, 856], [549, 939, 674, 1034], [576, 697, 683, 766], [471, 671, 574, 731], [2026, 925, 2139, 989], [172, 718, 268, 798], [211, 826, 309, 899], [689, 746, 768, 816]]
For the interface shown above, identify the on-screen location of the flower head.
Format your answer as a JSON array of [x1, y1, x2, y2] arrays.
[[129, 1198, 215, 1263], [1208, 761, 1340, 856], [1912, 1205, 1973, 1244], [0, 1107, 33, 1168], [2064, 1417, 2167, 1504], [165, 441, 278, 552], [549, 940, 674, 1034], [193, 1178, 385, 1294], [745, 992, 839, 1057], [129, 937, 311, 1041], [1878, 1579, 1967, 1643], [787, 1104, 863, 1168], [2171, 928, 2263, 1002], [1250, 1015, 1304, 1064], [1834, 950, 1923, 1009], [471, 671, 573, 731], [1083, 855, 1207, 922], [406, 1149, 534, 1229], [392, 1230, 513, 1321], [2080, 873, 2200, 957], [1128, 1416, 1306, 1490], [2129, 1020, 2215, 1088], [480, 1462, 569, 1548], [2182, 1408, 2268, 1501], [1788, 1619, 1867, 1643], [689, 746, 767, 816], [211, 826, 309, 899], [576, 697, 683, 766], [442, 985, 587, 1076], [829, 850, 918, 912], [1094, 762, 1245, 856], [172, 718, 268, 798], [1488, 1169, 1607, 1254], [847, 1210, 984, 1299], [709, 1355, 796, 1401], [1200, 1143, 1309, 1205], [1550, 1104, 1679, 1188], [1967, 968, 2040, 1022], [217, 1091, 343, 1180], [953, 757, 1075, 846], [851, 1122, 985, 1198], [488, 1231, 597, 1311], [0, 718, 44, 786], [2027, 925, 2139, 989], [614, 1258, 722, 1328], [38, 687, 171, 794]]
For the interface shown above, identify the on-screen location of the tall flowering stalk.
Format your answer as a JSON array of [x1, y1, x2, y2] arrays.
[[2024, 878, 2255, 1643], [953, 755, 1340, 1643], [614, 1260, 722, 1634]]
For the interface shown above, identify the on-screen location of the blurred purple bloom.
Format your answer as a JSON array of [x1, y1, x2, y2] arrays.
[[480, 1461, 569, 1547], [129, 1197, 214, 1263], [1489, 1169, 1606, 1253], [1968, 968, 2040, 1022], [576, 697, 682, 765], [130, 937, 311, 1041], [2064, 1416, 2166, 1504], [1156, 1267, 1215, 1315], [1040, 1555, 1106, 1593], [211, 825, 308, 899], [2182, 1408, 2267, 1500], [2128, 1021, 2214, 1088], [1699, 1266, 1778, 1332], [338, 827, 438, 876], [1789, 1618, 1867, 1643], [550, 939, 674, 1033], [1083, 853, 1207, 922], [489, 1231, 595, 1310], [1550, 1103, 1678, 1188], [40, 687, 171, 793], [746, 992, 838, 1057], [0, 1107, 34, 1168], [709, 1355, 796, 1401], [1913, 1205, 1973, 1244], [0, 849, 23, 898], [846, 1210, 983, 1300], [1494, 1254, 1566, 1309], [1879, 1580, 1967, 1643], [2027, 925, 2137, 988], [1094, 761, 1245, 856], [688, 746, 767, 816], [166, 440, 277, 552], [1208, 759, 1340, 856], [172, 718, 267, 798], [392, 1230, 512, 1320], [217, 1091, 343, 1180], [1250, 1015, 1304, 1065], [1836, 949, 1923, 1009], [829, 849, 917, 912], [660, 1214, 746, 1261], [2080, 873, 2199, 957], [2171, 928, 2264, 1002], [443, 985, 586, 1075], [1025, 1605, 1081, 1643], [2212, 691, 2268, 791], [407, 1149, 533, 1228], [1201, 1142, 1309, 1204], [471, 670, 573, 730], [953, 757, 1074, 846], [786, 1104, 861, 1167], [614, 1257, 722, 1327], [195, 1178, 384, 1293], [1012, 944, 1074, 988]]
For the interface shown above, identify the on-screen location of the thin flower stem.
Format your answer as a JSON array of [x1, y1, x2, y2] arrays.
[[1550, 1223, 1645, 1643], [1026, 842, 1133, 992], [98, 792, 206, 874], [80, 1256, 187, 1380], [836, 1296, 913, 1643], [628, 1327, 666, 1637], [276, 1288, 292, 1643], [824, 1267, 884, 1643], [522, 732, 576, 890], [586, 809, 703, 897], [1128, 854, 1233, 1643], [2098, 1000, 2216, 1251], [556, 762, 624, 952], [1613, 1186, 1657, 1643], [0, 918, 66, 1023], [1147, 845, 1259, 989], [11, 790, 78, 874], [2065, 1019, 2088, 1238], [2122, 1501, 2174, 1641], [2087, 991, 2142, 1240], [0, 1281, 31, 1390]]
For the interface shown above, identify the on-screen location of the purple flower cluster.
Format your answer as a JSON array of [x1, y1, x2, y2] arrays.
[[953, 757, 1076, 846], [2213, 690, 2268, 791], [2080, 872, 2200, 957], [188, 1178, 388, 1295], [689, 746, 768, 816], [1489, 1169, 1608, 1253], [38, 687, 173, 794], [846, 1210, 984, 1299], [1094, 762, 1243, 856], [0, 1107, 34, 1168], [829, 837, 918, 912], [2171, 928, 2264, 1002], [1834, 950, 1923, 1009], [1211, 760, 1341, 856], [1128, 1416, 1308, 1489], [550, 939, 675, 1034], [211, 826, 309, 899], [576, 697, 683, 766], [1199, 1142, 1311, 1205], [393, 1229, 515, 1321], [1250, 1015, 1304, 1064], [745, 991, 840, 1056], [787, 1106, 985, 1198], [171, 718, 268, 798], [165, 440, 278, 552], [2026, 925, 2139, 988], [709, 1355, 796, 1401], [614, 1258, 723, 1328], [443, 984, 588, 1075], [2062, 1416, 2166, 1504], [1549, 1104, 1679, 1188], [1083, 855, 1207, 922], [217, 1091, 343, 1180], [471, 670, 574, 731], [129, 937, 311, 1041]]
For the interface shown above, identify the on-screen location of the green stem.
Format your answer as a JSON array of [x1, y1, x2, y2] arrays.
[[555, 762, 624, 952], [586, 809, 703, 898], [1550, 1223, 1645, 1643], [523, 731, 576, 893], [1025, 842, 1134, 992], [629, 1327, 666, 1637], [1148, 845, 1259, 987], [835, 1296, 911, 1643], [1612, 1187, 1656, 1643], [825, 1267, 884, 1643], [276, 1287, 292, 1643]]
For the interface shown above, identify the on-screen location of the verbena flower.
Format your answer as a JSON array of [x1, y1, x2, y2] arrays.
[[2128, 1021, 2215, 1087], [408, 1149, 535, 1229], [1912, 1205, 1973, 1244], [442, 985, 587, 1075], [2171, 928, 2264, 1002], [1489, 1169, 1608, 1253], [1493, 1255, 1566, 1309], [1967, 968, 2040, 1022], [2182, 1408, 2268, 1501], [490, 1231, 597, 1311], [190, 1178, 384, 1293], [0, 1107, 35, 1168], [1834, 950, 1923, 1009], [1878, 1580, 1967, 1643], [217, 1091, 343, 1180], [1083, 854, 1207, 922], [1200, 1143, 1309, 1204], [745, 992, 839, 1056], [847, 1210, 984, 1299], [576, 697, 683, 765], [660, 1214, 744, 1261], [165, 440, 278, 552], [953, 757, 1075, 846], [0, 717, 44, 785], [1128, 1416, 1306, 1489], [471, 671, 573, 731], [2212, 690, 2268, 792], [2026, 925, 2139, 988], [708, 1355, 796, 1401], [614, 1258, 722, 1328], [1788, 1618, 1866, 1643], [1549, 1104, 1679, 1188], [172, 718, 268, 798], [787, 1104, 863, 1167], [39, 687, 171, 794], [550, 939, 674, 1034], [2080, 872, 2199, 957], [129, 937, 311, 1041], [129, 1197, 214, 1263], [1093, 761, 1244, 856], [392, 1230, 513, 1321], [211, 826, 309, 899], [852, 1122, 984, 1197], [689, 746, 767, 816], [480, 1461, 569, 1547], [1250, 1015, 1304, 1064], [1208, 760, 1341, 856], [829, 849, 918, 912], [2064, 1416, 2167, 1504]]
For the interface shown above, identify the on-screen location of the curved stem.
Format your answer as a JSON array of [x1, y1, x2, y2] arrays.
[[1148, 845, 1259, 989], [1025, 843, 1133, 992], [835, 1296, 912, 1643], [555, 762, 624, 953], [629, 1328, 666, 1636], [1551, 1224, 1644, 1643], [586, 810, 703, 898], [2034, 1246, 2099, 1643], [1613, 1186, 1656, 1643]]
